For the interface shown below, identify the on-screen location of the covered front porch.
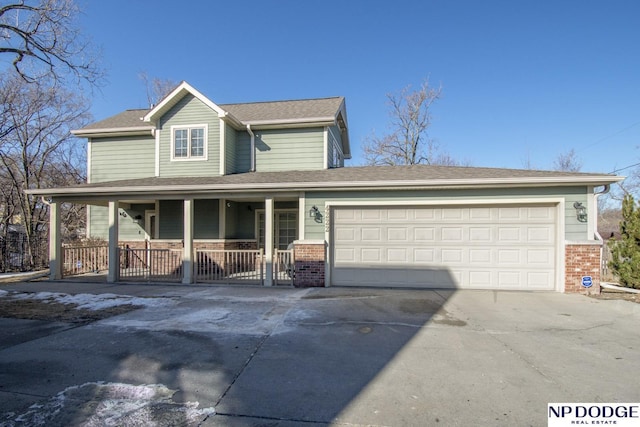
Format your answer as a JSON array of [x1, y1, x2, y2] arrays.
[[48, 192, 326, 287]]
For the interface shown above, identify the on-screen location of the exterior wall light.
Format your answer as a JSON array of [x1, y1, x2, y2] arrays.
[[309, 205, 323, 223], [573, 202, 588, 222]]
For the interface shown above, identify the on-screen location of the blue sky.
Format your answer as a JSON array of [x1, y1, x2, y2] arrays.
[[79, 0, 640, 175]]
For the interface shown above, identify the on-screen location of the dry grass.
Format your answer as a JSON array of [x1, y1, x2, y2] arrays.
[[0, 297, 141, 324]]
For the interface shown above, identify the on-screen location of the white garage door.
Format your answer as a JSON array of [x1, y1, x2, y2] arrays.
[[330, 205, 557, 290]]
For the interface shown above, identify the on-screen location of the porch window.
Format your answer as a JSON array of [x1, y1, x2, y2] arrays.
[[257, 210, 298, 250], [171, 125, 207, 160]]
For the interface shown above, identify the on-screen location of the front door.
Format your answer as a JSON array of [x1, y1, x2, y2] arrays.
[[258, 210, 298, 249]]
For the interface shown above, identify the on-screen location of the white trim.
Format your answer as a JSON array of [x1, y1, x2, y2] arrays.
[[86, 205, 91, 238], [264, 197, 274, 286], [587, 186, 596, 240], [155, 129, 161, 177], [293, 239, 326, 245], [182, 198, 194, 284], [27, 176, 624, 197], [298, 192, 305, 240], [256, 208, 299, 249], [170, 124, 208, 161], [86, 139, 92, 183], [244, 117, 335, 127], [72, 127, 154, 137], [154, 200, 160, 239], [323, 127, 329, 169], [323, 197, 566, 292], [219, 119, 226, 175], [144, 81, 228, 122], [219, 199, 226, 239], [144, 210, 156, 240]]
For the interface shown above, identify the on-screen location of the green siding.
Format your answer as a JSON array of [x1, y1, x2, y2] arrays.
[[89, 135, 155, 183], [159, 199, 220, 239], [158, 94, 220, 177], [327, 125, 344, 168], [225, 124, 238, 174], [235, 131, 252, 173], [159, 200, 182, 238], [194, 199, 220, 238], [255, 128, 324, 172], [88, 204, 153, 241], [304, 187, 590, 241]]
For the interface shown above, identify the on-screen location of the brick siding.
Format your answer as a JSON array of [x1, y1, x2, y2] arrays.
[[565, 243, 602, 294], [294, 242, 326, 287]]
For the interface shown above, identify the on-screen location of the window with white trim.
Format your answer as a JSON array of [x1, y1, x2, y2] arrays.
[[171, 125, 207, 160]]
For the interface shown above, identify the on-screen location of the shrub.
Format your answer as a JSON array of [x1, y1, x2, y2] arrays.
[[608, 194, 640, 288]]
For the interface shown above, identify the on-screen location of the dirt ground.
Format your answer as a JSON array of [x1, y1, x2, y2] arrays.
[[589, 288, 640, 304], [0, 297, 141, 324]]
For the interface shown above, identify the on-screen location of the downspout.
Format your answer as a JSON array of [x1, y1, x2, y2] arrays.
[[247, 124, 256, 172], [594, 184, 611, 291], [593, 184, 610, 241]]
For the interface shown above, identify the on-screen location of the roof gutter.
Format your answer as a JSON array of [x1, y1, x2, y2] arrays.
[[243, 117, 336, 128], [71, 127, 155, 138], [25, 175, 625, 198], [593, 184, 611, 241], [247, 124, 256, 172]]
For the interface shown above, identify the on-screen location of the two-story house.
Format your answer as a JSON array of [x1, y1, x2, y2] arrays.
[[29, 81, 622, 292]]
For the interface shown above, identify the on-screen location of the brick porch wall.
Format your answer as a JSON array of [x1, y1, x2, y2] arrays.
[[294, 242, 326, 288], [565, 243, 602, 294]]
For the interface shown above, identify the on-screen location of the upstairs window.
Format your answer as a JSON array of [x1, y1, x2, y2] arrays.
[[171, 125, 207, 160]]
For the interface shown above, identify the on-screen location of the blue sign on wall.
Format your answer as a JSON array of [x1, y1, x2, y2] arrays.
[[581, 276, 593, 288]]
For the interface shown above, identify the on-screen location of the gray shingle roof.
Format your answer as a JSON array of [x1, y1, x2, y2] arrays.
[[76, 97, 345, 133], [28, 165, 622, 197], [220, 97, 344, 123], [79, 109, 151, 131]]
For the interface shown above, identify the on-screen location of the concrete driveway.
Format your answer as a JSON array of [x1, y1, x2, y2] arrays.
[[0, 281, 638, 426]]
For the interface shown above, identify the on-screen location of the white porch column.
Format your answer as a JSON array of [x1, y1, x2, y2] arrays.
[[219, 198, 226, 239], [107, 200, 119, 283], [265, 196, 274, 286], [182, 198, 194, 284], [49, 200, 62, 280]]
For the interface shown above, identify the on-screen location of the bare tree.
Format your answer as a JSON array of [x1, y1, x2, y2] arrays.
[[0, 0, 102, 85], [553, 148, 582, 172], [0, 72, 90, 267], [363, 79, 445, 166], [139, 72, 178, 107]]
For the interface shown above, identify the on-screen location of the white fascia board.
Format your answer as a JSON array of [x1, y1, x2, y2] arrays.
[[25, 175, 625, 197], [143, 81, 227, 123], [244, 117, 336, 128], [72, 127, 155, 138]]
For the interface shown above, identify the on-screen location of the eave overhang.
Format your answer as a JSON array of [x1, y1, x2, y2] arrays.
[[25, 175, 625, 199], [71, 127, 155, 138]]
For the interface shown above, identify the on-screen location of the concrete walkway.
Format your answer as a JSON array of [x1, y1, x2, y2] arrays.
[[0, 281, 638, 426]]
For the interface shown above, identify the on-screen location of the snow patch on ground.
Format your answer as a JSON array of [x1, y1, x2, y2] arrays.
[[2, 291, 176, 311], [0, 382, 214, 427]]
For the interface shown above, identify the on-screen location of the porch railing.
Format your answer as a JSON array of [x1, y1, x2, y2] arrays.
[[119, 247, 182, 282], [62, 244, 295, 285], [63, 245, 109, 276], [274, 248, 294, 286], [195, 249, 264, 284]]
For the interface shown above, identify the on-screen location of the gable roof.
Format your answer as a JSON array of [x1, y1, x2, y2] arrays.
[[27, 164, 624, 198], [220, 97, 345, 125], [142, 81, 232, 125], [72, 82, 350, 157], [72, 109, 153, 137]]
